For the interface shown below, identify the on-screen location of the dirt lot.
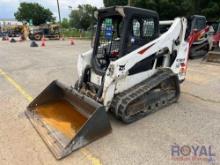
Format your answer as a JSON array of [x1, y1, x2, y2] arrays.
[[0, 39, 219, 165]]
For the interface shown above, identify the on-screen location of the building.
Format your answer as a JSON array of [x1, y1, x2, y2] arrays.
[[0, 18, 22, 32]]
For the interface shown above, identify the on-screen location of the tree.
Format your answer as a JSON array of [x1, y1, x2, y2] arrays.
[[133, 0, 192, 20], [103, 0, 220, 21], [14, 2, 55, 26], [200, 0, 220, 20], [104, 0, 128, 7], [61, 18, 70, 28], [69, 4, 97, 30]]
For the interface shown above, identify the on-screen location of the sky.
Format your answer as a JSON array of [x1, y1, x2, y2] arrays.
[[0, 0, 104, 20]]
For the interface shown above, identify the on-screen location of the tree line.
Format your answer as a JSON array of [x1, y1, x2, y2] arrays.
[[104, 0, 220, 20], [14, 1, 220, 30]]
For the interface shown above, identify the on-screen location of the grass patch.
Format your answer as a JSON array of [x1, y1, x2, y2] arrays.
[[61, 28, 92, 38]]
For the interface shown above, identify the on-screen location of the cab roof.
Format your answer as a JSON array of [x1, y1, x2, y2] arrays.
[[97, 6, 158, 19]]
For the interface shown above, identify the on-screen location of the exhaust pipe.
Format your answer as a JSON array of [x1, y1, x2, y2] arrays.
[[25, 80, 111, 159]]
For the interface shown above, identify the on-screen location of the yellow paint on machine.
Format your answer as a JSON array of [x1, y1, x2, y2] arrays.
[[36, 100, 87, 139], [0, 67, 102, 165]]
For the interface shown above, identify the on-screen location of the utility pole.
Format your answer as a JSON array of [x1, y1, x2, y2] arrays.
[[128, 0, 131, 6], [57, 0, 61, 24]]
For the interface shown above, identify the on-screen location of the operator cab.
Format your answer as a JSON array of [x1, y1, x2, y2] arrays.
[[92, 6, 159, 75], [185, 15, 207, 38]]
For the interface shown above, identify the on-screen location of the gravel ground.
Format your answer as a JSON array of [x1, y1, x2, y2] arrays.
[[0, 39, 219, 165]]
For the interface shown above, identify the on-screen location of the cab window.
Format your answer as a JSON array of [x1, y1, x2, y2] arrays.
[[126, 16, 157, 53]]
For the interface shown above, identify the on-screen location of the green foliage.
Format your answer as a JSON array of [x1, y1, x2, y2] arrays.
[[61, 18, 70, 28], [69, 4, 97, 30], [14, 2, 55, 25], [62, 28, 91, 38], [104, 0, 128, 7], [200, 0, 220, 20], [104, 0, 220, 20]]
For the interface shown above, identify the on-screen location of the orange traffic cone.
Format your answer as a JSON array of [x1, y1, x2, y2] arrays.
[[61, 35, 65, 41], [70, 38, 75, 45], [19, 35, 25, 42], [41, 35, 46, 47]]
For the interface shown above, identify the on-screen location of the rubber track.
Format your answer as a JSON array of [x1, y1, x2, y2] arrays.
[[110, 68, 180, 123]]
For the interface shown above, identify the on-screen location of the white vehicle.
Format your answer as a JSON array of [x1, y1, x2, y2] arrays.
[[26, 6, 191, 159]]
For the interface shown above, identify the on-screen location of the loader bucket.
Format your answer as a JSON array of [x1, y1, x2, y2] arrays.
[[25, 80, 111, 159], [206, 49, 220, 63]]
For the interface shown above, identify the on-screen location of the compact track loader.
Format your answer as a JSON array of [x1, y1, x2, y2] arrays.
[[26, 6, 191, 159], [186, 15, 211, 59], [160, 15, 212, 59]]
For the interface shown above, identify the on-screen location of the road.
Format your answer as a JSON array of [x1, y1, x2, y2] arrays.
[[0, 39, 219, 165]]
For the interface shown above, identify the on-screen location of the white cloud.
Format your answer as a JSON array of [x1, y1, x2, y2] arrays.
[[0, 0, 104, 19], [1, 0, 17, 3]]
